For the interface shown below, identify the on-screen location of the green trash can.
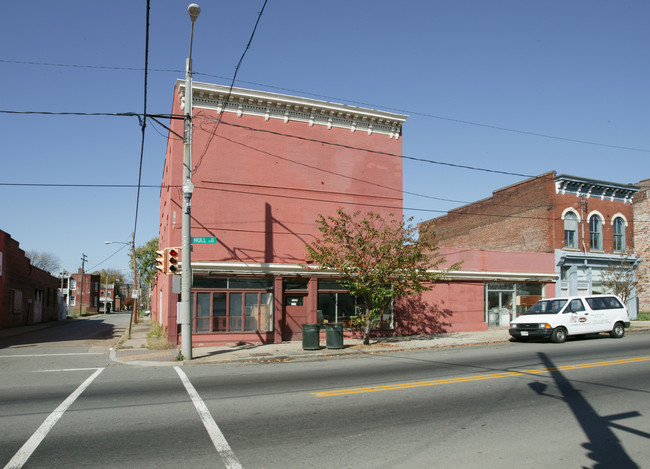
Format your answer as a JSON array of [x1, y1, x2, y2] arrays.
[[326, 323, 344, 349], [302, 324, 320, 350]]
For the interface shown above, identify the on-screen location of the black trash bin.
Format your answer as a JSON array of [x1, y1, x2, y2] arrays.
[[325, 323, 344, 349], [302, 324, 320, 350]]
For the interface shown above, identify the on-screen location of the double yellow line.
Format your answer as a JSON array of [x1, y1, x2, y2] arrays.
[[311, 356, 650, 397]]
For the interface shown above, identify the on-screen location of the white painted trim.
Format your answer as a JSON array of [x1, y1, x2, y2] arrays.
[[190, 261, 557, 283], [611, 213, 629, 226], [561, 207, 581, 222], [587, 210, 604, 222], [177, 80, 407, 139]]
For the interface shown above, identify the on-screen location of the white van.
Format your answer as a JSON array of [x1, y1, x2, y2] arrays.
[[509, 295, 630, 343]]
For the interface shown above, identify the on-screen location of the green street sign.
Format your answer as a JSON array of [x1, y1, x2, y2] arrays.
[[191, 236, 217, 244]]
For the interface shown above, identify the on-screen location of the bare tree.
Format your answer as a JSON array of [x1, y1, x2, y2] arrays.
[[26, 250, 61, 274], [601, 251, 645, 305]]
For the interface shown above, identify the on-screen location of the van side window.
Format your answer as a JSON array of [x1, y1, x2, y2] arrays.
[[565, 299, 585, 313], [586, 297, 608, 310], [603, 296, 623, 309]]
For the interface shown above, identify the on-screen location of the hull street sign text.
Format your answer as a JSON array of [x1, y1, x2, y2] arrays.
[[191, 236, 217, 244]]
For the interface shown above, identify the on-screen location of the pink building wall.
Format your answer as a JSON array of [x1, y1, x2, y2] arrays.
[[153, 82, 406, 345]]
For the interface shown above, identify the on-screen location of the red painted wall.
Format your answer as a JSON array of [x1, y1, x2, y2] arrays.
[[153, 83, 405, 343]]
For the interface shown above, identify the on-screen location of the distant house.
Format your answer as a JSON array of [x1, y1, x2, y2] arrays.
[[420, 172, 641, 318], [0, 229, 61, 329], [67, 269, 101, 315]]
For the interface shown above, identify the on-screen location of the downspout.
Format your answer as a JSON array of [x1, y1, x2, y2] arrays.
[[580, 196, 587, 254]]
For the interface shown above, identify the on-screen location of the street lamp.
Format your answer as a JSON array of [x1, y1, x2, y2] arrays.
[[181, 3, 200, 360], [105, 233, 138, 337]]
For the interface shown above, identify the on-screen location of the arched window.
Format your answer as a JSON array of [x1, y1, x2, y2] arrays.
[[613, 217, 626, 252], [589, 214, 603, 251], [564, 212, 578, 249]]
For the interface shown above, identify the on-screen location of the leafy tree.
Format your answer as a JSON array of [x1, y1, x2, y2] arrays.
[[131, 238, 159, 310], [26, 250, 61, 274], [602, 250, 645, 306], [306, 209, 458, 345]]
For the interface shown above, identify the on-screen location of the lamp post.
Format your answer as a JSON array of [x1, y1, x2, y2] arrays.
[[181, 3, 200, 360], [105, 233, 138, 337]]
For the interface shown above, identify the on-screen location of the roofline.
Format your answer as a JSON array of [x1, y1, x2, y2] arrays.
[[554, 174, 639, 193], [176, 80, 408, 124]]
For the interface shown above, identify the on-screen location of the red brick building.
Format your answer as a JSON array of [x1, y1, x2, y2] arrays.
[[0, 229, 61, 329], [421, 172, 641, 317], [153, 82, 407, 345], [68, 269, 101, 315]]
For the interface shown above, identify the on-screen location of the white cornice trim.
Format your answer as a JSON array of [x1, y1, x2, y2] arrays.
[[190, 261, 557, 283], [177, 80, 407, 139]]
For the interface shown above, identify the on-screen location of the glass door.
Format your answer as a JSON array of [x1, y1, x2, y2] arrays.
[[487, 289, 514, 327]]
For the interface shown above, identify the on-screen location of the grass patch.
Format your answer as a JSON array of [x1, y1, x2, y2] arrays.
[[635, 312, 650, 321], [147, 321, 175, 350]]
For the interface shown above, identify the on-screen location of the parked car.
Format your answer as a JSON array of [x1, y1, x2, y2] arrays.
[[509, 295, 630, 343]]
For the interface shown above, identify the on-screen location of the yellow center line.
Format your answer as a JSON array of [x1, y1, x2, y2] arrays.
[[311, 356, 650, 397]]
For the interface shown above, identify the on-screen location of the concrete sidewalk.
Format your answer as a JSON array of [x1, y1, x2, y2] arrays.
[[110, 318, 650, 367]]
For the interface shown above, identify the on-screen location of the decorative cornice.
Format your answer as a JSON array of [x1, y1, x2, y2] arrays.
[[177, 80, 407, 139], [554, 174, 639, 203]]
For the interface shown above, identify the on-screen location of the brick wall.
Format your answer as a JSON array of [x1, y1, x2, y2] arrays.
[[0, 230, 60, 329], [634, 179, 650, 312], [423, 172, 637, 256], [422, 173, 556, 252]]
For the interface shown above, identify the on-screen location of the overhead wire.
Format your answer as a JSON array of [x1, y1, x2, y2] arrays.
[[3, 59, 649, 155], [192, 0, 269, 173]]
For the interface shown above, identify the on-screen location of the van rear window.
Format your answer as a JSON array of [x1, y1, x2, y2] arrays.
[[586, 296, 623, 310]]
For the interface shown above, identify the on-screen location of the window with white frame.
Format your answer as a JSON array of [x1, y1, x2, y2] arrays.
[[563, 211, 578, 249], [589, 214, 603, 251], [613, 217, 626, 252]]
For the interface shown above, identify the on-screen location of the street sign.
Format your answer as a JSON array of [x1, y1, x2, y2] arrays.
[[191, 236, 217, 244]]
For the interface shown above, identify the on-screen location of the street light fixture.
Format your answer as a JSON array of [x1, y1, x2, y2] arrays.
[[105, 233, 138, 337], [181, 3, 200, 361]]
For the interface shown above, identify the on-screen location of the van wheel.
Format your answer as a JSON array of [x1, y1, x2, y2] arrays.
[[610, 323, 625, 339], [551, 327, 567, 343]]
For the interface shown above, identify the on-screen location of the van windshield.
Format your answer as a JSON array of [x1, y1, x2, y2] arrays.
[[525, 299, 567, 315]]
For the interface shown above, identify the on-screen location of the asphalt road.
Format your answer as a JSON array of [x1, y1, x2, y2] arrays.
[[1, 316, 649, 468]]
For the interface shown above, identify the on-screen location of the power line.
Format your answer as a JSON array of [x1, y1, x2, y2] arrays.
[[193, 0, 269, 172], [200, 116, 537, 178], [3, 58, 649, 154]]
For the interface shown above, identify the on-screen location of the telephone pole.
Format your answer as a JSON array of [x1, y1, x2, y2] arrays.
[[79, 254, 87, 316]]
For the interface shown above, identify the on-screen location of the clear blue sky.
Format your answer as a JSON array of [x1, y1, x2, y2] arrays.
[[1, 0, 648, 277]]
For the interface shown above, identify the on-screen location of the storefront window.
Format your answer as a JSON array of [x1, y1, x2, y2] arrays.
[[192, 289, 273, 333], [317, 279, 392, 329], [486, 283, 544, 324]]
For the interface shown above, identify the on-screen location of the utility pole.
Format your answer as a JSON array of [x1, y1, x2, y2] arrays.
[[129, 232, 138, 338], [181, 3, 200, 360], [79, 254, 87, 316]]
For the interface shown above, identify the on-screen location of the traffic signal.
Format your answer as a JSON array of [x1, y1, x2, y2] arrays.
[[168, 248, 180, 274], [155, 249, 167, 274]]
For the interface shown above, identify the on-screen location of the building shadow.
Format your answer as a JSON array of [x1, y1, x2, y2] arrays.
[[0, 314, 123, 349], [393, 294, 453, 336], [530, 353, 647, 468]]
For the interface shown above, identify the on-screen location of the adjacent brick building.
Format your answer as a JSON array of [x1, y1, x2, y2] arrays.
[[421, 172, 641, 317], [634, 178, 650, 313], [0, 229, 61, 329]]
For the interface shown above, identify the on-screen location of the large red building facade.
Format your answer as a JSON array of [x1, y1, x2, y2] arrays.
[[153, 82, 407, 345]]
